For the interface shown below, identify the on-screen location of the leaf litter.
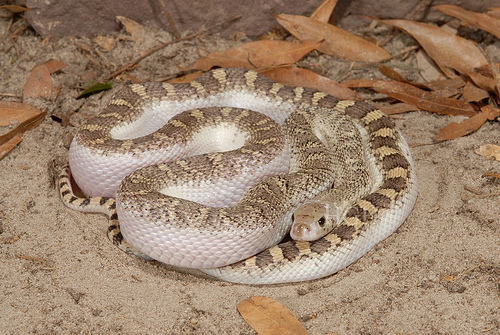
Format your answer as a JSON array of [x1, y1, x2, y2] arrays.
[[1, 0, 499, 332]]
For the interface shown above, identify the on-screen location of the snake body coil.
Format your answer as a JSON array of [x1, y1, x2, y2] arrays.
[[60, 68, 417, 284]]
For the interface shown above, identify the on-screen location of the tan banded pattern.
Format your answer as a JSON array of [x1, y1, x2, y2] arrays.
[[60, 68, 417, 284]]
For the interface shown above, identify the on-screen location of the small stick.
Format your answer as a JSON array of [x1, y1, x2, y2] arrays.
[[158, 0, 180, 39], [102, 15, 242, 81]]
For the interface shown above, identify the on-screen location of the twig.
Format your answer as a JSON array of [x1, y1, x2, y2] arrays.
[[158, 0, 180, 39], [102, 15, 242, 82]]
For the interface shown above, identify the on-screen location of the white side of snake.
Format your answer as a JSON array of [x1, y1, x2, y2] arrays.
[[61, 68, 418, 285]]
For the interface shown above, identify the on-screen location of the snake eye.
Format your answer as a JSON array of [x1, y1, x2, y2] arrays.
[[291, 214, 295, 222], [318, 217, 325, 227]]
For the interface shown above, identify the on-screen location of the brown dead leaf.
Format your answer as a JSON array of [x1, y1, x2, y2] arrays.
[[378, 64, 410, 83], [378, 63, 431, 90], [94, 35, 117, 52], [463, 82, 490, 102], [481, 104, 500, 121], [435, 112, 487, 141], [435, 104, 500, 141], [237, 296, 307, 335], [0, 101, 46, 159], [475, 144, 500, 161], [188, 40, 321, 71], [310, 0, 338, 23], [487, 8, 500, 19], [260, 67, 359, 100], [276, 14, 390, 62], [416, 50, 447, 82], [0, 5, 30, 13], [43, 59, 66, 74], [434, 5, 500, 40], [23, 64, 52, 101], [373, 81, 476, 116], [348, 80, 477, 117], [379, 103, 421, 115], [424, 77, 466, 91], [116, 16, 145, 43], [379, 19, 488, 78], [468, 71, 498, 93]]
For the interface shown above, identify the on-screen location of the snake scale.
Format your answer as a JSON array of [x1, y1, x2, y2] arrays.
[[59, 68, 418, 285]]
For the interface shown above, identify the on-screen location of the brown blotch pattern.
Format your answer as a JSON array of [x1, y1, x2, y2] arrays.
[[278, 242, 300, 262], [309, 237, 332, 254], [255, 249, 275, 269], [364, 192, 392, 209], [346, 205, 373, 222], [332, 225, 357, 240]]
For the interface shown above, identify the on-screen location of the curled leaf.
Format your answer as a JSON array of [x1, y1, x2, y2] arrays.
[[0, 102, 46, 159], [276, 14, 390, 62], [116, 16, 146, 43], [261, 67, 358, 100], [23, 64, 52, 101], [435, 105, 499, 141], [188, 40, 321, 71], [347, 79, 477, 117], [237, 296, 307, 335], [0, 5, 30, 13], [310, 0, 338, 23], [379, 19, 488, 78], [475, 144, 500, 161], [43, 59, 66, 74], [434, 5, 500, 40], [435, 112, 487, 141]]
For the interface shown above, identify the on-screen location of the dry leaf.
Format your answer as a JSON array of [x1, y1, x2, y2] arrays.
[[349, 80, 477, 117], [424, 77, 466, 91], [415, 50, 447, 82], [23, 64, 52, 101], [188, 40, 321, 71], [378, 63, 432, 90], [434, 5, 500, 40], [276, 14, 390, 62], [435, 104, 500, 141], [0, 132, 23, 159], [481, 104, 500, 121], [237, 296, 307, 335], [372, 81, 476, 116], [379, 19, 488, 78], [379, 102, 421, 115], [0, 101, 46, 159], [462, 82, 490, 102], [310, 0, 338, 23], [116, 16, 145, 43], [261, 67, 359, 100], [0, 5, 30, 12], [487, 8, 500, 19], [43, 59, 66, 74], [435, 112, 487, 141], [475, 144, 500, 161], [378, 64, 410, 83], [94, 35, 117, 52]]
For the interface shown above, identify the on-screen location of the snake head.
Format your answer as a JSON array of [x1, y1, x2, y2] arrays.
[[290, 202, 336, 241]]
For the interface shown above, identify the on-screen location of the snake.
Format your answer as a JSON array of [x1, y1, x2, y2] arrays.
[[59, 68, 418, 285]]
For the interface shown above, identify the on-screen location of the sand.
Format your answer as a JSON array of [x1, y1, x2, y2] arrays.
[[1, 19, 499, 335]]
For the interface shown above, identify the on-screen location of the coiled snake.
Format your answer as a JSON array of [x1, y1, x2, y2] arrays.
[[59, 68, 417, 284]]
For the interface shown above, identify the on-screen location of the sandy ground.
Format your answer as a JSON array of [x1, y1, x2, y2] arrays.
[[1, 15, 500, 335]]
